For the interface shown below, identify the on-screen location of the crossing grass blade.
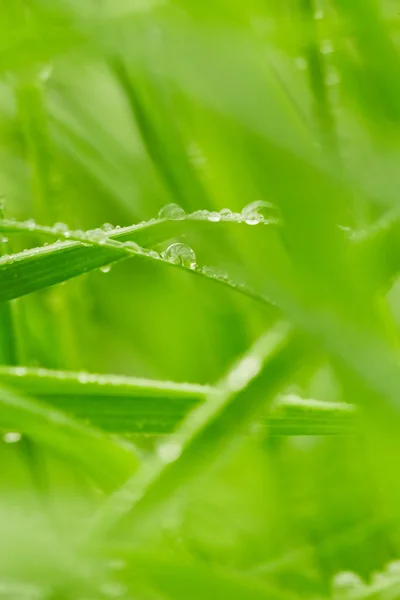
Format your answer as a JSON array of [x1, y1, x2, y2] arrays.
[[0, 366, 357, 436], [88, 323, 310, 539]]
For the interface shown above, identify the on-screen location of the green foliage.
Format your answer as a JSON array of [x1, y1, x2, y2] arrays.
[[1, 0, 400, 598]]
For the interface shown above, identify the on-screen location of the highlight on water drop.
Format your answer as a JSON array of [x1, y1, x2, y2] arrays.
[[162, 243, 196, 268], [208, 211, 221, 223], [241, 200, 281, 225], [100, 264, 112, 274], [158, 203, 186, 220]]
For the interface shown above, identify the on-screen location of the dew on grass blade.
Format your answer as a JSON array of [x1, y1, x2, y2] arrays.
[[23, 218, 36, 231], [158, 203, 186, 220], [219, 208, 233, 221], [157, 440, 182, 463], [242, 200, 280, 224], [122, 241, 141, 253], [145, 249, 161, 260], [102, 223, 114, 232], [208, 211, 221, 222], [100, 264, 112, 274], [87, 229, 109, 245], [162, 243, 196, 268]]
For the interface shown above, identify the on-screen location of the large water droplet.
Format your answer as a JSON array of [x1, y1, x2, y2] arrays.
[[158, 203, 186, 220], [157, 440, 182, 463], [162, 243, 196, 268], [242, 200, 280, 224]]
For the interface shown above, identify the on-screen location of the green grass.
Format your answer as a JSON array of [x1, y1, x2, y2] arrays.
[[2, 0, 400, 598]]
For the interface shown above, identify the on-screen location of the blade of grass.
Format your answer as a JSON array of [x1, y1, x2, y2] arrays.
[[0, 366, 357, 436], [87, 323, 309, 539], [0, 216, 281, 310], [0, 382, 138, 492]]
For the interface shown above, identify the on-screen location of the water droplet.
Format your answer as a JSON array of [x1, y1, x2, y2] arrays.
[[70, 229, 85, 239], [0, 236, 8, 244], [157, 440, 182, 463], [158, 203, 186, 220], [242, 200, 280, 224], [190, 209, 209, 219], [100, 264, 112, 274], [102, 223, 114, 232], [162, 243, 196, 268], [208, 212, 221, 223], [122, 241, 141, 253], [52, 222, 69, 235], [147, 250, 161, 260], [320, 39, 334, 55], [4, 432, 22, 443], [87, 228, 109, 245], [24, 218, 36, 231], [220, 208, 233, 220], [78, 372, 90, 384], [201, 265, 217, 277], [332, 572, 364, 594]]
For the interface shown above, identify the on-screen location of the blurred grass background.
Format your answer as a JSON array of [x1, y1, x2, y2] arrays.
[[2, 0, 400, 598]]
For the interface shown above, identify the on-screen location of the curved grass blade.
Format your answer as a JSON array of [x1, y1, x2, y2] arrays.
[[0, 382, 137, 492], [0, 367, 356, 436], [0, 216, 280, 309]]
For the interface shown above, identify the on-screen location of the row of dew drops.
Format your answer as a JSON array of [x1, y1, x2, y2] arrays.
[[0, 201, 280, 283]]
